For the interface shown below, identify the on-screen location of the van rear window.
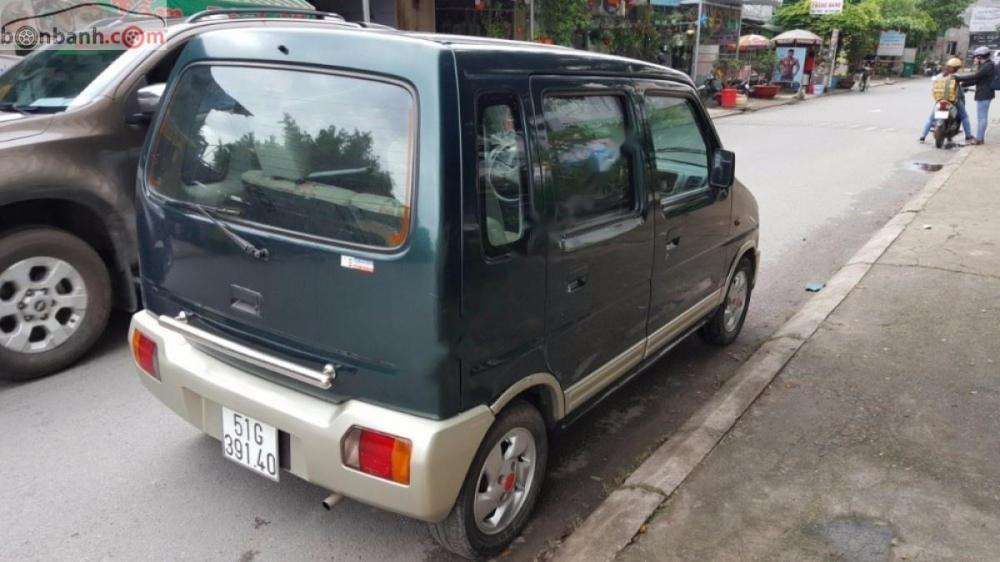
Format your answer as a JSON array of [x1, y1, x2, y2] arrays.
[[148, 65, 415, 249]]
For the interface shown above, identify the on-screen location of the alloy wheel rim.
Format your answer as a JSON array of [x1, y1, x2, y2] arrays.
[[473, 427, 537, 535], [0, 257, 88, 354], [723, 270, 748, 333]]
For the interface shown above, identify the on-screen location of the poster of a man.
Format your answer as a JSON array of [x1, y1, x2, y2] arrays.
[[775, 47, 806, 84]]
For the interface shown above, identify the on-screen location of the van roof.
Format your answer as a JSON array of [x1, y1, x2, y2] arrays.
[[179, 18, 693, 87], [406, 32, 692, 84]]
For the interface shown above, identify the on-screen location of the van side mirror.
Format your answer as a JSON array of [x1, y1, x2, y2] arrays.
[[710, 149, 735, 189], [125, 83, 166, 125]]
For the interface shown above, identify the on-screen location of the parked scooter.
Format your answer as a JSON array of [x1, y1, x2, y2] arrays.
[[923, 60, 940, 77], [699, 75, 761, 105], [698, 76, 724, 105]]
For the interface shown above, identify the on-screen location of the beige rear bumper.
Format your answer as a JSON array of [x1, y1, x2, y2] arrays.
[[129, 310, 494, 522]]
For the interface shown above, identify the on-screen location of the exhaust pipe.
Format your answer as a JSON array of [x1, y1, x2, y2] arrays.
[[322, 493, 343, 510]]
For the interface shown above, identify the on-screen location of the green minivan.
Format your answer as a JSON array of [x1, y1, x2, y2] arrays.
[[129, 21, 759, 559]]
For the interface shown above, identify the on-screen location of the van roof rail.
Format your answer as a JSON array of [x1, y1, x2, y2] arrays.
[[356, 21, 396, 30], [186, 8, 345, 24]]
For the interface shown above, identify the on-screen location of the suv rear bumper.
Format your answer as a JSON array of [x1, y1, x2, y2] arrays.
[[129, 310, 493, 522]]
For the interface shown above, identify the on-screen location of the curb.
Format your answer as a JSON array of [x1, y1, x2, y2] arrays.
[[548, 145, 972, 562]]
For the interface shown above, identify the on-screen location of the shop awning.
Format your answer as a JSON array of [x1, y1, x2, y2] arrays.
[[739, 34, 772, 50], [773, 29, 822, 46]]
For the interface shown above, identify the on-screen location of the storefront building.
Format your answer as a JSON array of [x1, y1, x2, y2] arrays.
[[314, 0, 533, 38], [320, 0, 744, 81]]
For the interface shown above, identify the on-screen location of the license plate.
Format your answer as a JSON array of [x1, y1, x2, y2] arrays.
[[935, 111, 950, 119], [222, 407, 279, 481]]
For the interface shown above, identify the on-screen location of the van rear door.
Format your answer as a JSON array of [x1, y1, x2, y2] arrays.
[[137, 61, 450, 410]]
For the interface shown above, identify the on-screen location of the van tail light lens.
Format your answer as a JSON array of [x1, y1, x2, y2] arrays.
[[131, 330, 159, 380], [938, 100, 950, 110], [342, 427, 411, 484]]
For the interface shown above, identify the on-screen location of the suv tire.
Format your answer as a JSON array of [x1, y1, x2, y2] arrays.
[[0, 228, 111, 380], [429, 400, 548, 560]]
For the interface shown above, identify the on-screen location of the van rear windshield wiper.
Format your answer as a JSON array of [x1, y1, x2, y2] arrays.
[[0, 103, 42, 115], [189, 202, 270, 261]]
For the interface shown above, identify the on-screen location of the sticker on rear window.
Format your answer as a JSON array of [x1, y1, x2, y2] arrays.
[[341, 255, 375, 273]]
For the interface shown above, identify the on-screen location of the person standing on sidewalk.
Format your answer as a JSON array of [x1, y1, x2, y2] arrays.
[[956, 46, 996, 144]]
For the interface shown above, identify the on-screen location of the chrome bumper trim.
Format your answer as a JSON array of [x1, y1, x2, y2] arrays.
[[157, 313, 335, 390]]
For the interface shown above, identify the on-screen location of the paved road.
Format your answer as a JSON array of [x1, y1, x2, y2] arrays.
[[0, 80, 960, 562]]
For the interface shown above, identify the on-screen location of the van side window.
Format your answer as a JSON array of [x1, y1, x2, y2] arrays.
[[645, 96, 711, 197], [477, 94, 528, 254], [542, 95, 632, 223]]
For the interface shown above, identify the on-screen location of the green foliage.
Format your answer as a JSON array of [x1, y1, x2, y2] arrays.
[[774, 0, 958, 67], [919, 0, 974, 32], [608, 6, 662, 61], [750, 51, 778, 76], [538, 0, 591, 46], [774, 0, 880, 38]]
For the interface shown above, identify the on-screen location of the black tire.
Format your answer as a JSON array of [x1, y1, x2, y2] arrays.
[[429, 400, 548, 560], [934, 124, 946, 149], [700, 256, 753, 346], [0, 228, 111, 381]]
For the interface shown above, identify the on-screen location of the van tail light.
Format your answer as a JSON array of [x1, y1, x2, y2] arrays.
[[342, 427, 411, 484], [938, 100, 951, 110], [131, 330, 159, 380]]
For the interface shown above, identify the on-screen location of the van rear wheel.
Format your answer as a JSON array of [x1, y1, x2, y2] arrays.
[[700, 256, 752, 346], [429, 400, 547, 560], [0, 228, 111, 380]]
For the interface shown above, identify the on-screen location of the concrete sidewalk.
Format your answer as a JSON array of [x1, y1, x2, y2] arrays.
[[613, 145, 1000, 561]]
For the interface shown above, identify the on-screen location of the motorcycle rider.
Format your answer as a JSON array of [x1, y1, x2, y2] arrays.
[[919, 58, 974, 144], [956, 46, 996, 144], [858, 56, 874, 91]]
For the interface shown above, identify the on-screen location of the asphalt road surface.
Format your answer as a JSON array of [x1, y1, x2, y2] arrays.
[[0, 79, 961, 562]]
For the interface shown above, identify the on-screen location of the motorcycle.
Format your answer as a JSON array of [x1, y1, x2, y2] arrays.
[[931, 89, 968, 148], [858, 65, 871, 92], [698, 75, 760, 105], [698, 76, 724, 105]]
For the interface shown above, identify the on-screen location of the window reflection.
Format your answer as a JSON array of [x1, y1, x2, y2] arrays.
[[543, 95, 632, 223], [150, 66, 414, 248]]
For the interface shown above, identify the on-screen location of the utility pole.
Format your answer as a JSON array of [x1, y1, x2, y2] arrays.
[[692, 0, 703, 81], [529, 0, 535, 40], [825, 28, 840, 91]]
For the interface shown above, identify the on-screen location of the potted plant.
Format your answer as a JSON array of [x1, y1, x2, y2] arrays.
[[748, 51, 779, 98]]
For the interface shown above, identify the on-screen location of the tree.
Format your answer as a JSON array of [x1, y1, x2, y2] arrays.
[[919, 0, 974, 33], [774, 0, 951, 66], [538, 0, 590, 46], [774, 0, 881, 66]]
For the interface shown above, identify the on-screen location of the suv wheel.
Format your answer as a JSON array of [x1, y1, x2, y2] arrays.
[[0, 228, 111, 380], [429, 400, 548, 560], [700, 256, 753, 346]]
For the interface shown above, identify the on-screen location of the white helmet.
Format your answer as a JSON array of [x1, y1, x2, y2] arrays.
[[973, 46, 991, 57]]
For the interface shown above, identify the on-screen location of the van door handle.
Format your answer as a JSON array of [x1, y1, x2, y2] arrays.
[[665, 237, 681, 251], [566, 275, 588, 293]]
